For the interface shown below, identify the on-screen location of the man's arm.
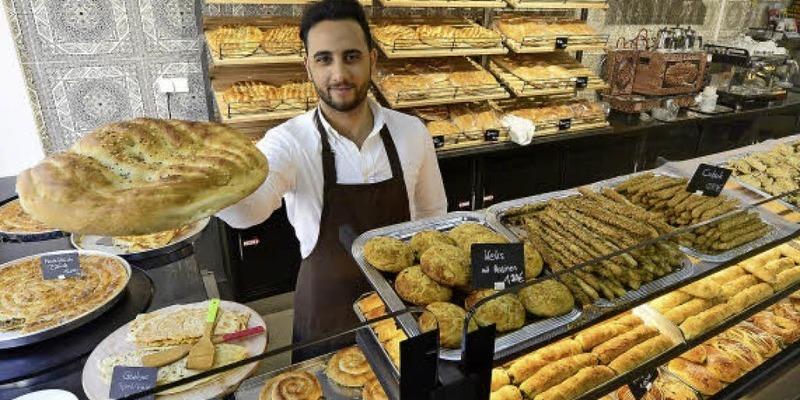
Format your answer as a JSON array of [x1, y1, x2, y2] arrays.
[[414, 125, 448, 219], [216, 130, 297, 229]]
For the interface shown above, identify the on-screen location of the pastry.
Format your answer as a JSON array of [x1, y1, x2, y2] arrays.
[[363, 236, 414, 273], [447, 223, 495, 244], [727, 282, 773, 313], [379, 74, 430, 101], [574, 322, 632, 351], [385, 335, 403, 367], [775, 266, 800, 290], [668, 358, 723, 396], [463, 290, 526, 332], [750, 311, 800, 343], [491, 385, 523, 400], [680, 344, 709, 364], [492, 368, 511, 392], [394, 266, 453, 306], [507, 339, 582, 383], [710, 337, 763, 372], [223, 81, 284, 113], [420, 244, 471, 287], [261, 25, 302, 55], [0, 253, 128, 334], [679, 278, 722, 299], [722, 323, 781, 358], [449, 71, 497, 95], [703, 345, 743, 382], [427, 120, 461, 136], [17, 118, 268, 236], [519, 353, 598, 398], [207, 25, 262, 57], [128, 306, 250, 347], [362, 378, 389, 400], [519, 279, 575, 317], [524, 242, 544, 279], [664, 299, 714, 324], [409, 230, 456, 258], [608, 335, 673, 374], [108, 224, 192, 252], [680, 303, 734, 339], [413, 106, 451, 122], [373, 25, 421, 47], [616, 373, 700, 400], [357, 292, 385, 315], [418, 302, 476, 348], [416, 24, 459, 46], [325, 346, 374, 387], [532, 365, 615, 400], [457, 231, 509, 253], [721, 274, 760, 299], [373, 319, 405, 343], [710, 265, 747, 285], [260, 370, 323, 400], [591, 325, 659, 365], [649, 291, 692, 313], [0, 199, 55, 234]]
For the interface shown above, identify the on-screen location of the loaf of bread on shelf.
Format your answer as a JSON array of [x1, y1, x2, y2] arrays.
[[680, 303, 734, 339], [519, 353, 598, 398], [608, 335, 674, 374], [667, 358, 724, 396], [592, 325, 659, 364], [532, 365, 616, 400]]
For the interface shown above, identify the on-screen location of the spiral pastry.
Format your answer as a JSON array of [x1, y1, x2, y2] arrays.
[[325, 346, 375, 387], [258, 371, 322, 400]]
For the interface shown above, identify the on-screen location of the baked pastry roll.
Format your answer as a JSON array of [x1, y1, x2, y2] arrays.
[[0, 199, 55, 235], [679, 343, 709, 364], [17, 118, 268, 236], [750, 311, 800, 343], [779, 243, 800, 264], [721, 274, 759, 299], [703, 344, 744, 382], [456, 26, 501, 48], [524, 243, 544, 279], [680, 303, 734, 339], [410, 230, 456, 258], [464, 290, 526, 332], [326, 346, 375, 387], [591, 325, 659, 365], [418, 301, 476, 348], [532, 365, 615, 400], [507, 339, 582, 383], [456, 231, 508, 253], [664, 298, 713, 325], [379, 74, 431, 101], [363, 236, 414, 273], [491, 385, 522, 400], [394, 266, 453, 306], [416, 24, 459, 46], [710, 337, 764, 373], [519, 353, 598, 398], [373, 319, 405, 343], [280, 81, 318, 109], [385, 335, 403, 367], [362, 378, 389, 400], [357, 292, 385, 316], [608, 335, 673, 374], [491, 368, 511, 392], [649, 291, 692, 313], [420, 244, 471, 287], [668, 358, 723, 396], [775, 266, 800, 290], [207, 25, 262, 57], [574, 322, 633, 351], [519, 279, 575, 317], [223, 80, 283, 112], [727, 282, 773, 313], [259, 370, 323, 400], [260, 25, 302, 55], [426, 120, 461, 137]]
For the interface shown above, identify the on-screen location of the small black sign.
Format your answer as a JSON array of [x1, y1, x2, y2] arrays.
[[484, 129, 500, 142], [470, 243, 525, 290], [461, 324, 497, 400], [400, 330, 439, 400], [40, 252, 82, 280], [686, 163, 732, 197], [109, 366, 157, 400], [555, 37, 569, 49], [629, 369, 658, 399], [432, 135, 445, 149], [558, 119, 572, 130], [575, 76, 588, 89]]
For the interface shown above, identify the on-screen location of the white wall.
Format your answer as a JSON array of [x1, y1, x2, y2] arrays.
[[0, 2, 44, 178]]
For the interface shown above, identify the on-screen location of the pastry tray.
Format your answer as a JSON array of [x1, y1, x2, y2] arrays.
[[0, 250, 131, 349], [234, 352, 361, 400], [0, 196, 65, 243], [714, 153, 800, 214], [485, 188, 697, 308], [351, 211, 582, 361], [586, 168, 798, 263]]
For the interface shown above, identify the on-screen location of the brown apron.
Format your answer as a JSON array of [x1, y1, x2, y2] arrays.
[[292, 110, 411, 362]]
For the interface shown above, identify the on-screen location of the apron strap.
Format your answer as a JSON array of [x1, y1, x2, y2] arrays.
[[313, 110, 337, 192], [378, 125, 404, 180]]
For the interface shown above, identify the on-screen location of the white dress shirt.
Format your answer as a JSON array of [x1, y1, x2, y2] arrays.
[[217, 99, 448, 258]]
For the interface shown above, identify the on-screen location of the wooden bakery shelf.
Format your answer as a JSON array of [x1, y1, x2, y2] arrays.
[[204, 17, 304, 71], [503, 35, 609, 54], [504, 0, 608, 9], [489, 61, 608, 98], [377, 0, 504, 8], [371, 18, 508, 59], [206, 0, 372, 6], [434, 127, 512, 151], [377, 86, 510, 109]]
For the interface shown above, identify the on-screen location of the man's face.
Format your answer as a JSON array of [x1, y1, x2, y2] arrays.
[[305, 19, 376, 112]]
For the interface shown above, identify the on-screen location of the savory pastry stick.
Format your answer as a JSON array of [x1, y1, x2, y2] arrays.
[[727, 283, 773, 313], [721, 274, 759, 299], [608, 335, 673, 374], [492, 368, 511, 392], [680, 303, 734, 339], [574, 322, 632, 351], [649, 291, 692, 313], [664, 298, 714, 325], [592, 325, 659, 364], [491, 385, 523, 400], [519, 353, 599, 397], [532, 365, 616, 400]]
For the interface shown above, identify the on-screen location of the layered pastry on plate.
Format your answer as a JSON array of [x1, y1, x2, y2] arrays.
[[0, 198, 60, 241]]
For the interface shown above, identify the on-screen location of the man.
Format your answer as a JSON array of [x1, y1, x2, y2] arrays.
[[217, 0, 447, 361]]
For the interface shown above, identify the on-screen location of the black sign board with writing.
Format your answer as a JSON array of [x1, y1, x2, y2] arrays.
[[575, 76, 588, 89], [555, 37, 569, 49], [558, 119, 572, 130], [470, 243, 525, 289], [40, 252, 82, 280], [109, 366, 157, 400], [432, 135, 445, 149], [686, 163, 732, 197], [484, 129, 500, 142], [400, 330, 439, 400], [629, 369, 658, 399]]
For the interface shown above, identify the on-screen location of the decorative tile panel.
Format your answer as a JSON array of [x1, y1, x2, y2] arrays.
[[139, 0, 201, 53]]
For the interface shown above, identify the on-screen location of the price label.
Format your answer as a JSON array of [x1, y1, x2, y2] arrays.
[[686, 163, 732, 197], [575, 76, 589, 89], [484, 129, 500, 142], [558, 119, 572, 130], [470, 243, 525, 289], [432, 135, 445, 149], [629, 369, 658, 399], [40, 252, 82, 280], [555, 37, 569, 49], [109, 366, 157, 400]]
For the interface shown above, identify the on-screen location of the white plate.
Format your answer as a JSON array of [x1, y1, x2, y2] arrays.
[[71, 218, 210, 257], [13, 389, 79, 400], [82, 300, 268, 400]]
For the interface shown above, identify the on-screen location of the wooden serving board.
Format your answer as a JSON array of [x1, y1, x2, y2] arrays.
[[82, 300, 268, 400]]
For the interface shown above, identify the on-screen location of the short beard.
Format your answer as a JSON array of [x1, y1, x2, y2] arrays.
[[315, 80, 370, 112]]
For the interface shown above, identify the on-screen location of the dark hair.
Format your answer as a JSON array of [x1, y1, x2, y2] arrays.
[[299, 0, 373, 51]]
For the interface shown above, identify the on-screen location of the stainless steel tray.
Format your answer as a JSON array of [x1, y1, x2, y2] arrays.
[[485, 187, 580, 241], [0, 197, 65, 243], [351, 211, 582, 361], [714, 153, 800, 213], [353, 293, 400, 400], [0, 249, 131, 349], [234, 352, 361, 400]]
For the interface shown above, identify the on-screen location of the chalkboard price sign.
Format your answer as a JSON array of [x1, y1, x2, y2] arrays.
[[470, 243, 525, 289], [484, 129, 500, 142], [109, 366, 157, 400], [575, 76, 588, 89], [558, 119, 572, 130], [628, 369, 658, 399], [432, 135, 445, 149], [686, 163, 732, 196], [40, 252, 82, 280], [555, 37, 569, 49]]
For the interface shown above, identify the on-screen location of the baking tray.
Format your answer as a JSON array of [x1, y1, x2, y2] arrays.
[[485, 187, 696, 308], [234, 352, 361, 400], [587, 168, 796, 263], [0, 196, 65, 243], [70, 217, 209, 261], [351, 211, 582, 361], [353, 293, 400, 400], [0, 249, 131, 349], [715, 153, 800, 213]]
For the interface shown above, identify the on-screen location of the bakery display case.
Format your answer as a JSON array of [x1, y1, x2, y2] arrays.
[[371, 18, 508, 59]]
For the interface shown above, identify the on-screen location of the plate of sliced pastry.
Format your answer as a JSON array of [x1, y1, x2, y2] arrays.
[[82, 300, 267, 400], [0, 198, 63, 242], [71, 217, 210, 260], [0, 250, 130, 348]]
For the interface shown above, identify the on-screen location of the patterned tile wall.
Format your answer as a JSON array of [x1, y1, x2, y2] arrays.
[[1, 0, 786, 153]]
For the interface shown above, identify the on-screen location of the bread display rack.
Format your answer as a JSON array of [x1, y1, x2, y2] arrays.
[[493, 98, 610, 135], [371, 18, 508, 59], [376, 0, 504, 8], [504, 0, 609, 9], [206, 0, 373, 6], [205, 17, 304, 69], [488, 56, 607, 98], [494, 16, 609, 54]]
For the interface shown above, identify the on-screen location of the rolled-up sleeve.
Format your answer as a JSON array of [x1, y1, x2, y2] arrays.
[[413, 127, 448, 220], [216, 129, 297, 229]]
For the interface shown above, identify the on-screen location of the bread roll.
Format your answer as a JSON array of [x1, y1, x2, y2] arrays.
[[507, 339, 582, 383], [420, 244, 470, 287], [410, 230, 456, 258], [710, 265, 747, 285], [491, 385, 522, 400], [418, 302, 476, 348], [664, 299, 714, 324], [679, 278, 722, 299], [491, 368, 511, 392], [704, 344, 744, 382], [775, 266, 800, 290], [325, 346, 375, 388], [612, 314, 644, 327], [727, 283, 773, 313], [680, 303, 734, 339], [608, 335, 673, 374], [592, 325, 659, 364], [464, 290, 526, 332], [519, 279, 575, 317], [524, 242, 544, 279], [667, 358, 723, 396], [519, 353, 598, 397], [394, 266, 452, 306], [532, 365, 616, 400], [364, 237, 414, 273], [536, 339, 583, 361], [649, 291, 692, 313], [575, 323, 632, 351], [721, 274, 759, 299], [18, 118, 269, 236]]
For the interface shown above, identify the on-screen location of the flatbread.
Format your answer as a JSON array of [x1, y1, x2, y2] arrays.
[[127, 307, 250, 346]]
